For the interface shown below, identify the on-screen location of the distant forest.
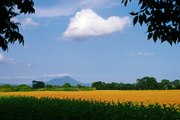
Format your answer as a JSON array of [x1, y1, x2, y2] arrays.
[[32, 76, 180, 90], [92, 76, 180, 90], [1, 76, 180, 91]]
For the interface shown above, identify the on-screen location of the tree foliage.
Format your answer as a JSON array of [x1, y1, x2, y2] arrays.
[[45, 84, 53, 89], [16, 84, 33, 91], [0, 0, 35, 51], [137, 77, 158, 90], [171, 79, 180, 89], [62, 83, 71, 88], [121, 0, 180, 45], [32, 80, 45, 89], [161, 79, 171, 90], [91, 77, 180, 90], [76, 84, 84, 88], [91, 81, 106, 90]]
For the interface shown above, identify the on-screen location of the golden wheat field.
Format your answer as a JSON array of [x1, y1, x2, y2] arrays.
[[0, 90, 180, 105]]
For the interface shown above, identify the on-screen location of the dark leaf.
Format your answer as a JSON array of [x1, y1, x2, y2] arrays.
[[140, 1, 146, 9], [153, 31, 158, 42], [129, 12, 138, 16], [125, 0, 128, 6], [168, 40, 173, 46], [121, 0, 125, 4], [139, 0, 143, 5], [0, 35, 8, 51], [142, 13, 146, 21], [133, 16, 138, 26], [148, 33, 153, 40], [145, 10, 150, 15], [139, 15, 143, 26]]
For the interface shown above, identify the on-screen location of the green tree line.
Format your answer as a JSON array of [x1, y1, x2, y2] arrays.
[[1, 76, 180, 92], [0, 82, 94, 92], [91, 76, 180, 90]]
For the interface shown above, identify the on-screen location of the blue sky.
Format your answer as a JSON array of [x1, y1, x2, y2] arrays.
[[0, 0, 180, 84]]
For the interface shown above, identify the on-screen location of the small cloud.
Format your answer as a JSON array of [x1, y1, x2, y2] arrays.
[[143, 53, 155, 56], [43, 74, 48, 77], [22, 18, 39, 30], [128, 52, 155, 56], [43, 74, 72, 77], [0, 53, 6, 63], [113, 43, 115, 47], [10, 17, 19, 23], [8, 58, 14, 61], [0, 53, 15, 63], [27, 63, 31, 67], [137, 52, 143, 55], [44, 20, 50, 27], [24, 45, 29, 48], [127, 52, 134, 56], [62, 9, 131, 41], [57, 37, 63, 41]]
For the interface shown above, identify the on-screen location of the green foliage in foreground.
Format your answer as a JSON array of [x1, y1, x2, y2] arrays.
[[0, 96, 180, 120]]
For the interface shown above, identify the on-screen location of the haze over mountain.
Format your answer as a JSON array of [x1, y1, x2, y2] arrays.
[[45, 76, 91, 87], [0, 76, 91, 87]]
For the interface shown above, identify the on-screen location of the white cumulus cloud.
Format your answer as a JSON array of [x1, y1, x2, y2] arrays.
[[62, 9, 131, 41], [22, 18, 39, 30]]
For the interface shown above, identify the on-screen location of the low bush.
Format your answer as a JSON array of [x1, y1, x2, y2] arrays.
[[16, 84, 33, 91]]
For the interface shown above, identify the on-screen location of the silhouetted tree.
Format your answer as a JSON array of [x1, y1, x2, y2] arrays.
[[1, 0, 35, 51], [32, 80, 45, 89], [121, 0, 180, 45]]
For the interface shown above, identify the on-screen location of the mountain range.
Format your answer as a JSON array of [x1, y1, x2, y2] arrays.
[[0, 76, 92, 87]]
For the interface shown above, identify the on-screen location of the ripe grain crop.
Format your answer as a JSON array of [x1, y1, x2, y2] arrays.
[[0, 90, 180, 106]]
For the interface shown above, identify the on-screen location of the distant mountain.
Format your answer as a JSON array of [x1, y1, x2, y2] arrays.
[[45, 76, 91, 87]]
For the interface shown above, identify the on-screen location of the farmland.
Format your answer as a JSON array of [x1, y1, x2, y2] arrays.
[[0, 90, 180, 120], [0, 90, 180, 106]]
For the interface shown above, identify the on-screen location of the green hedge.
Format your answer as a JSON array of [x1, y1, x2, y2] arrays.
[[0, 95, 179, 120]]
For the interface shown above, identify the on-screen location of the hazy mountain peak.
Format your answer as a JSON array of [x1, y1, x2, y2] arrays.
[[45, 76, 91, 86]]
